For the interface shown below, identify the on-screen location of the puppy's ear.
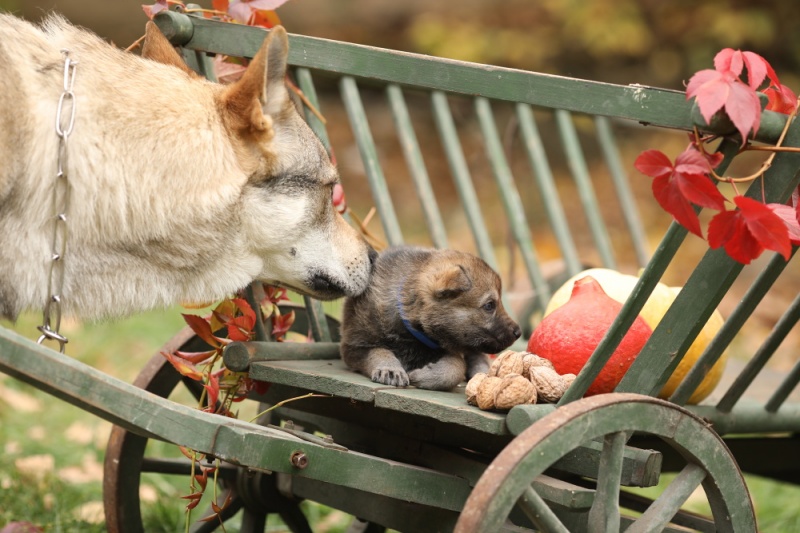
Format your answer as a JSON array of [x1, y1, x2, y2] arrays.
[[434, 265, 472, 299], [221, 26, 289, 135], [141, 22, 196, 77]]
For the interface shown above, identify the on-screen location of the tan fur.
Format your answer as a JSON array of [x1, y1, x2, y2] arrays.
[[340, 246, 521, 391], [0, 14, 374, 321]]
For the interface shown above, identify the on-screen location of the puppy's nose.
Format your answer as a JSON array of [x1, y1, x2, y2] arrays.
[[511, 324, 521, 339], [367, 247, 378, 268]]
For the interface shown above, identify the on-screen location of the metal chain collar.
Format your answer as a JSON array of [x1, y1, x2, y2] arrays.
[[37, 49, 78, 353]]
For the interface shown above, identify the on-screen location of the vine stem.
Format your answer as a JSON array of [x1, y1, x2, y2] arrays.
[[697, 96, 800, 185], [249, 392, 331, 422]]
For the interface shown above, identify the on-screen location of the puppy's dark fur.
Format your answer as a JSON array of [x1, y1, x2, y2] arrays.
[[340, 246, 521, 391]]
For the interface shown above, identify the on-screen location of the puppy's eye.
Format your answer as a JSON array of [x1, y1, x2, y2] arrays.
[[482, 300, 496, 313]]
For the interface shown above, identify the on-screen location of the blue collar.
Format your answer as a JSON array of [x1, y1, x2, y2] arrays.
[[396, 282, 441, 350]]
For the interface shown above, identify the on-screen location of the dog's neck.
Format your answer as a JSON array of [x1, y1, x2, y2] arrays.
[[396, 281, 441, 350]]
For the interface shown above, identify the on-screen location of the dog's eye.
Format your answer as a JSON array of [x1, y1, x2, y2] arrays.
[[482, 300, 496, 313]]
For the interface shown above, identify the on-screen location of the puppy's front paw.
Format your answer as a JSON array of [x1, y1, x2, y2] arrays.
[[371, 366, 410, 387]]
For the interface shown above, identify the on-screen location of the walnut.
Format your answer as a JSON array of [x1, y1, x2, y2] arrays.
[[476, 376, 503, 410], [521, 352, 555, 378], [488, 350, 524, 378], [465, 372, 487, 406], [529, 366, 573, 403], [494, 374, 537, 410]]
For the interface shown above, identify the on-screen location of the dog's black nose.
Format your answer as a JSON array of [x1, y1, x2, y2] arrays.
[[368, 247, 378, 268], [310, 273, 335, 292], [511, 325, 521, 339]]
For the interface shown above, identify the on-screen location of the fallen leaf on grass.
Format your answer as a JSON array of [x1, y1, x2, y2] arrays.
[[0, 384, 42, 412], [73, 501, 105, 524], [57, 453, 104, 484], [14, 454, 55, 482]]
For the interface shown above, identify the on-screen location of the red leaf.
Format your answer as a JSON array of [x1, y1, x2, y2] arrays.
[[708, 196, 791, 263], [687, 49, 765, 142], [736, 196, 791, 259], [764, 83, 798, 114], [182, 314, 220, 348], [178, 446, 198, 461], [182, 492, 204, 510], [637, 145, 725, 237], [634, 150, 673, 179], [673, 144, 714, 176], [263, 285, 289, 303], [725, 79, 762, 142], [227, 316, 254, 342], [232, 298, 257, 328], [767, 203, 800, 245], [210, 299, 237, 332], [708, 209, 763, 264], [162, 351, 204, 381], [250, 378, 271, 395], [212, 0, 229, 11], [686, 69, 730, 124], [272, 310, 296, 339], [653, 176, 703, 237], [204, 372, 220, 409], [141, 0, 169, 19], [741, 51, 769, 90], [173, 349, 216, 364]]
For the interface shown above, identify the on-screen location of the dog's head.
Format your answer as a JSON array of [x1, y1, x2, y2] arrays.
[[415, 251, 521, 353], [142, 23, 374, 300]]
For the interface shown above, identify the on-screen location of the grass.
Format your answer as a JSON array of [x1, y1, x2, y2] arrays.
[[2, 308, 800, 531]]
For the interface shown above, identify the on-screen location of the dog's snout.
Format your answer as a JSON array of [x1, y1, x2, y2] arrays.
[[511, 324, 521, 340], [309, 273, 343, 296]]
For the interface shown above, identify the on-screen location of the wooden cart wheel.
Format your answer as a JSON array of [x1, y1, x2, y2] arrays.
[[455, 393, 756, 533], [103, 302, 338, 533]]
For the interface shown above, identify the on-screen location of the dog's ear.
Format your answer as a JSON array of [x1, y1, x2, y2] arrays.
[[434, 265, 472, 300], [221, 26, 289, 135], [141, 22, 196, 77]]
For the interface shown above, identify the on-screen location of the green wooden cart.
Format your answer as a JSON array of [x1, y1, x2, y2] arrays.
[[2, 6, 800, 532]]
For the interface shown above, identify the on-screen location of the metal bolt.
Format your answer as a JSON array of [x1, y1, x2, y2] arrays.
[[323, 434, 334, 444], [290, 451, 308, 469]]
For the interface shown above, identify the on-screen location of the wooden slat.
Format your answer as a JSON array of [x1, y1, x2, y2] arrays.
[[595, 116, 650, 267], [386, 84, 449, 249], [247, 359, 508, 435], [431, 91, 498, 267], [340, 76, 404, 246], [516, 103, 582, 276], [475, 96, 550, 313], [556, 109, 616, 269]]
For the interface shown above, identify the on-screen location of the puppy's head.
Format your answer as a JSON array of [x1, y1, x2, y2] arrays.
[[416, 252, 520, 353]]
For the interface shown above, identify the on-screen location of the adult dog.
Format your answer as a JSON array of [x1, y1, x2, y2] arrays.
[[0, 14, 374, 322]]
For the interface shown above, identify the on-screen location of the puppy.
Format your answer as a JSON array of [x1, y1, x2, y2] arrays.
[[340, 246, 521, 391]]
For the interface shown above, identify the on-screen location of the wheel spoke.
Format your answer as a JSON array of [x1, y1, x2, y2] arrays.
[[588, 431, 627, 533], [516, 485, 571, 533], [625, 463, 707, 533]]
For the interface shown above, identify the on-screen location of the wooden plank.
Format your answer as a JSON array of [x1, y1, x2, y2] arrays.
[[375, 386, 508, 436], [250, 359, 509, 435], [247, 359, 381, 403]]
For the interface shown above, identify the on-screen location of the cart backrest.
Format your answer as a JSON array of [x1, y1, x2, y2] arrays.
[[155, 10, 800, 423]]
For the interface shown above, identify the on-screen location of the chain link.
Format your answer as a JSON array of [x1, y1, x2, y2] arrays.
[[37, 49, 78, 353]]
